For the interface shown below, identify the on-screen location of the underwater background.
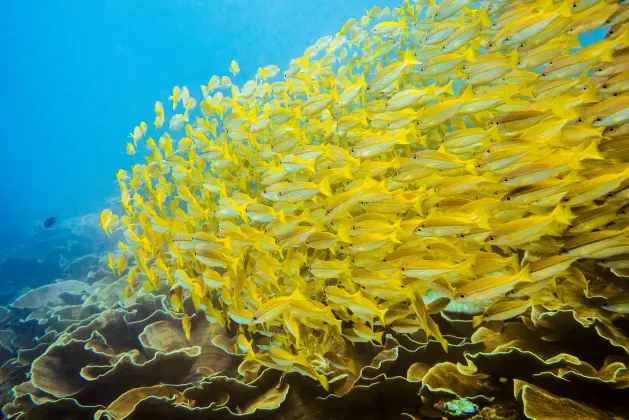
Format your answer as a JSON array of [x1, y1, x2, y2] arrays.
[[1, 0, 629, 419], [0, 0, 398, 303]]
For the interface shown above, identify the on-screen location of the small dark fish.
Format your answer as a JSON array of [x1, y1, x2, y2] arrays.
[[43, 217, 56, 228]]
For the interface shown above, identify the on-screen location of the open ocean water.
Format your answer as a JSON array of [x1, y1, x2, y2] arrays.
[[0, 0, 399, 301]]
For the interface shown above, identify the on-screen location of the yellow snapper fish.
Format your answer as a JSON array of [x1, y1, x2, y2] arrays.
[[101, 0, 629, 391]]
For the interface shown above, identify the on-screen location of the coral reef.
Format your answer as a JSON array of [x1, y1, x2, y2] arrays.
[[1, 262, 628, 419]]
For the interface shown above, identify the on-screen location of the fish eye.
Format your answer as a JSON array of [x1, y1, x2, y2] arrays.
[[420, 223, 425, 228], [412, 155, 418, 160], [519, 44, 524, 48], [462, 65, 467, 70], [488, 42, 493, 47], [506, 196, 511, 201], [577, 117, 583, 123], [420, 68, 424, 72], [401, 267, 406, 271], [509, 290, 517, 295], [360, 201, 365, 205], [466, 76, 470, 81], [595, 117, 602, 122], [459, 233, 465, 238], [602, 84, 608, 89], [517, 61, 521, 66], [458, 294, 465, 299], [549, 61, 553, 65], [541, 73, 546, 77], [488, 236, 495, 241], [505, 37, 510, 42], [607, 193, 614, 198], [609, 30, 615, 35], [326, 210, 331, 215], [562, 196, 570, 202], [351, 148, 356, 153], [503, 177, 509, 182], [572, 2, 576, 7]]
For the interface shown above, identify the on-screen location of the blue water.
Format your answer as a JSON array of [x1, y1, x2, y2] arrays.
[[0, 1, 606, 298], [0, 0, 399, 245]]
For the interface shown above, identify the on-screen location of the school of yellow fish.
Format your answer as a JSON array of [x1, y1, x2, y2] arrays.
[[101, 0, 629, 389]]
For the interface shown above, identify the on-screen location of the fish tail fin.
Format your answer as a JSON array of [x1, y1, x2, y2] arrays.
[[472, 315, 484, 328], [389, 230, 402, 244], [443, 80, 455, 96], [277, 210, 286, 225], [477, 214, 491, 230], [579, 86, 599, 106], [347, 358, 359, 375], [301, 208, 313, 224], [465, 161, 479, 175], [518, 264, 533, 282], [318, 373, 330, 391], [392, 218, 403, 234], [515, 251, 525, 270], [238, 204, 249, 224], [403, 49, 418, 64], [579, 140, 604, 160], [463, 46, 477, 63], [342, 164, 354, 180], [337, 222, 351, 243], [460, 260, 475, 278], [551, 101, 577, 120], [223, 236, 233, 252], [307, 159, 317, 174], [378, 308, 388, 327], [319, 176, 333, 197], [551, 203, 575, 225]]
